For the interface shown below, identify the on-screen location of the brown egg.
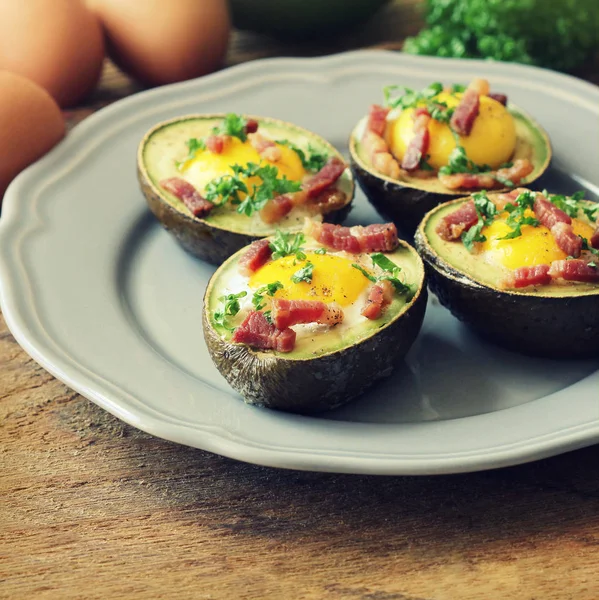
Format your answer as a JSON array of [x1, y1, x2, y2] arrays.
[[0, 0, 105, 107], [87, 0, 230, 85], [0, 71, 65, 200]]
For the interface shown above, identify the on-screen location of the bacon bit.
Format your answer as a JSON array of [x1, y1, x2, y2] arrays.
[[303, 157, 346, 199], [245, 119, 259, 134], [206, 135, 226, 154], [551, 222, 583, 257], [271, 299, 344, 330], [504, 264, 552, 289], [549, 259, 599, 283], [436, 200, 478, 241], [591, 226, 599, 249], [259, 195, 294, 224], [361, 130, 401, 179], [533, 195, 571, 228], [367, 104, 390, 137], [306, 222, 398, 253], [248, 132, 282, 162], [401, 111, 431, 171], [238, 239, 272, 275], [439, 159, 534, 190], [450, 88, 480, 136], [231, 311, 296, 353], [469, 78, 490, 96], [493, 187, 530, 210], [308, 188, 348, 215], [488, 92, 508, 106], [160, 177, 213, 217], [361, 280, 394, 320]]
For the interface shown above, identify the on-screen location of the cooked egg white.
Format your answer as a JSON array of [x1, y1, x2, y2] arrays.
[[481, 212, 595, 269], [389, 91, 516, 170], [181, 136, 306, 193]]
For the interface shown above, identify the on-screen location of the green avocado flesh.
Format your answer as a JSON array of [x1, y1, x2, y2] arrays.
[[423, 200, 599, 297], [351, 106, 550, 194], [207, 243, 423, 360], [141, 115, 353, 236]]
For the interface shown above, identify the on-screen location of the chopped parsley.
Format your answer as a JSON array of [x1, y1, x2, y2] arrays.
[[439, 146, 489, 177], [352, 254, 414, 297], [269, 230, 307, 261], [278, 140, 329, 172], [176, 137, 206, 169], [546, 190, 598, 223], [314, 247, 327, 255], [384, 82, 444, 110], [580, 237, 599, 256], [204, 172, 248, 206], [213, 291, 247, 331], [450, 84, 466, 93], [252, 281, 283, 311], [461, 191, 498, 251], [212, 113, 249, 142], [498, 190, 539, 240], [291, 261, 314, 284]]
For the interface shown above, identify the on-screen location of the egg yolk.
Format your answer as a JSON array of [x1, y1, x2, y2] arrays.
[[481, 213, 595, 269], [249, 252, 369, 307], [183, 137, 306, 192], [388, 92, 516, 170]]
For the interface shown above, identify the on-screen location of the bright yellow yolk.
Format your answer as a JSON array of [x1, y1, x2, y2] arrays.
[[249, 252, 369, 307], [183, 137, 306, 192], [389, 92, 517, 170], [481, 213, 595, 269]]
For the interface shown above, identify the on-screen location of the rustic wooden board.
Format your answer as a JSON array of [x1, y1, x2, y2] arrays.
[[2, 3, 599, 597]]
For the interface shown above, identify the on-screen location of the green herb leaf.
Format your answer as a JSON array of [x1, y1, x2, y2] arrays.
[[252, 281, 283, 311], [439, 146, 491, 176], [460, 191, 498, 251], [314, 247, 327, 255], [176, 137, 206, 169], [212, 113, 248, 142], [451, 84, 466, 93], [580, 237, 599, 256], [278, 139, 329, 172], [269, 231, 306, 261], [370, 253, 414, 296], [213, 291, 247, 331], [204, 171, 248, 206], [291, 261, 314, 284], [351, 263, 377, 283], [496, 190, 539, 240]]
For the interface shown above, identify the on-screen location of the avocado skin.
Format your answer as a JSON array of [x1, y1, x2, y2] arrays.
[[138, 164, 352, 266], [203, 285, 427, 414], [350, 154, 449, 235], [414, 228, 599, 358]]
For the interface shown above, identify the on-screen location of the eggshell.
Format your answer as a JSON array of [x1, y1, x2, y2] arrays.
[[87, 0, 230, 85], [0, 71, 65, 200], [0, 0, 105, 107]]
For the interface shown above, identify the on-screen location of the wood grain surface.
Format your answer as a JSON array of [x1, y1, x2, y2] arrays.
[[2, 3, 599, 598]]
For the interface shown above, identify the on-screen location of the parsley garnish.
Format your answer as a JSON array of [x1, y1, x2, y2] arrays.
[[212, 113, 248, 142], [352, 254, 414, 297], [278, 140, 329, 172], [419, 155, 435, 171], [384, 82, 455, 125], [461, 191, 498, 251], [252, 281, 283, 311], [451, 84, 466, 93], [204, 172, 248, 206], [176, 137, 206, 169], [314, 247, 327, 255], [497, 191, 539, 240], [213, 291, 247, 331], [291, 261, 314, 284], [545, 190, 598, 223], [269, 231, 306, 261], [439, 146, 489, 177], [580, 237, 599, 256]]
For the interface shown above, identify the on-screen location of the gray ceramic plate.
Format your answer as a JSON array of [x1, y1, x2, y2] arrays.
[[1, 51, 598, 475]]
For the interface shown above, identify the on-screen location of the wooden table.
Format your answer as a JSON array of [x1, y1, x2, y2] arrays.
[[3, 4, 599, 598]]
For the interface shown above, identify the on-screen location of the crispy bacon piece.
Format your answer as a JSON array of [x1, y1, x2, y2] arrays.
[[248, 132, 282, 162], [591, 226, 599, 249], [367, 104, 390, 137], [551, 222, 583, 257], [504, 264, 552, 289], [488, 92, 508, 106], [309, 188, 348, 215], [206, 135, 226, 154], [361, 280, 394, 320], [439, 159, 533, 190], [238, 239, 272, 275], [303, 157, 346, 199], [259, 195, 294, 224], [271, 299, 343, 330], [549, 259, 599, 283], [533, 195, 571, 228], [493, 187, 530, 210], [231, 311, 296, 353], [401, 111, 431, 171], [361, 130, 401, 179], [306, 222, 399, 253], [450, 88, 480, 136], [160, 177, 213, 217], [245, 119, 259, 134], [436, 200, 478, 241]]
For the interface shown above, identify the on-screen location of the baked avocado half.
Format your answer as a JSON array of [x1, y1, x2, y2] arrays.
[[414, 189, 599, 357], [138, 113, 354, 265], [349, 79, 551, 234], [203, 222, 427, 413]]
